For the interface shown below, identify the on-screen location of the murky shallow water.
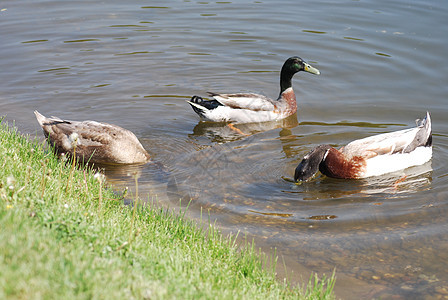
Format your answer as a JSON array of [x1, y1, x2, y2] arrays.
[[2, 0, 448, 298]]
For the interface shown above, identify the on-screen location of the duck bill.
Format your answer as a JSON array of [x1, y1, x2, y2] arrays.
[[304, 62, 320, 75]]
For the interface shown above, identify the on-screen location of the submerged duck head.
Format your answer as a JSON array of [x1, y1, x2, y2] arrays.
[[294, 112, 432, 181], [294, 144, 331, 182]]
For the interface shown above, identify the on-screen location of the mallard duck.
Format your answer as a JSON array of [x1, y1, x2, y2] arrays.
[[34, 111, 150, 164], [294, 112, 432, 181], [188, 56, 320, 123]]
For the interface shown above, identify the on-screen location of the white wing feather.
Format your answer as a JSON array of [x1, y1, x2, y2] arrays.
[[211, 93, 276, 111], [342, 127, 420, 157]]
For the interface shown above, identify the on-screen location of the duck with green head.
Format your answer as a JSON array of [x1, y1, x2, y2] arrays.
[[188, 56, 320, 124]]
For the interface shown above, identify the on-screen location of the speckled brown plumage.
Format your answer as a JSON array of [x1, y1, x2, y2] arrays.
[[34, 111, 150, 164]]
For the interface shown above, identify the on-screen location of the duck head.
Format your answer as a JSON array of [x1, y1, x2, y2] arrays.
[[294, 144, 331, 182], [280, 56, 320, 93], [282, 56, 320, 75]]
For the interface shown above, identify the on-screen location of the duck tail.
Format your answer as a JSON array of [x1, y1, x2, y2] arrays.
[[187, 95, 223, 117], [404, 112, 432, 153], [34, 110, 47, 126], [422, 111, 432, 147], [34, 110, 70, 126]]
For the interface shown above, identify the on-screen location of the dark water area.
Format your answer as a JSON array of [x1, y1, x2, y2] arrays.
[[2, 1, 448, 299]]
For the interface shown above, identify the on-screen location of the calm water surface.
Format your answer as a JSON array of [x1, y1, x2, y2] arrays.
[[2, 1, 448, 299]]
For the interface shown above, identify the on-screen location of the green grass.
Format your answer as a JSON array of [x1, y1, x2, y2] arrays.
[[0, 117, 335, 299]]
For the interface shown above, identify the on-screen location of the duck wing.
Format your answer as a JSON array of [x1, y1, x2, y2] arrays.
[[40, 111, 144, 149], [60, 121, 120, 145], [341, 112, 432, 159], [208, 92, 276, 111]]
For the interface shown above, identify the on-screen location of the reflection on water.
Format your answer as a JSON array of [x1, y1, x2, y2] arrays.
[[291, 162, 433, 200], [300, 120, 407, 128], [189, 114, 299, 145], [2, 0, 448, 299]]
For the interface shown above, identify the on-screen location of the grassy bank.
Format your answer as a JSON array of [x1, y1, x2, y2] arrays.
[[0, 117, 334, 299]]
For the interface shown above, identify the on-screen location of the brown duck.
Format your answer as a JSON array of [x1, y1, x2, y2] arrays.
[[34, 111, 150, 164]]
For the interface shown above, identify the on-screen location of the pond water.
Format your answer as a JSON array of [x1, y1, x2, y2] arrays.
[[2, 0, 448, 299]]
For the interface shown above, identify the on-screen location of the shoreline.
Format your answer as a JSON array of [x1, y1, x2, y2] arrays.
[[0, 118, 334, 299]]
